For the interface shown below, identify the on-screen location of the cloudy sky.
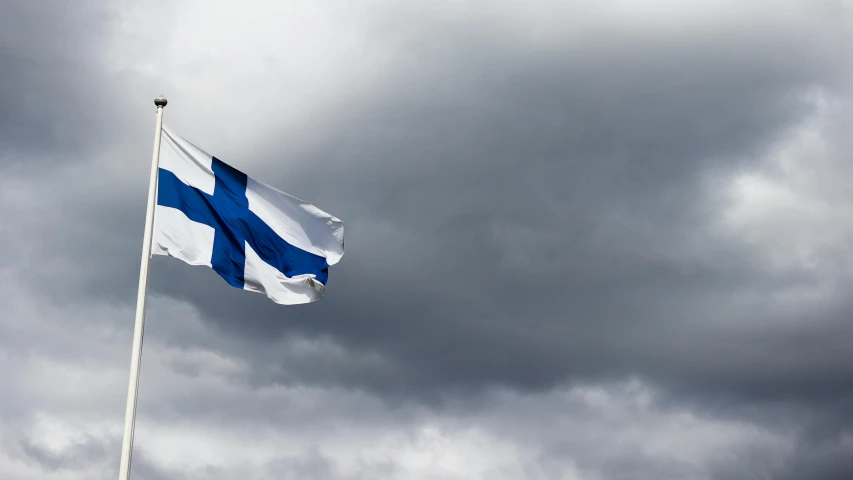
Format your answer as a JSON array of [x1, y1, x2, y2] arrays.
[[2, 0, 853, 479]]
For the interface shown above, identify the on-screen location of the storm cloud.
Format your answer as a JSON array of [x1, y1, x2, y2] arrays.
[[1, 0, 852, 479]]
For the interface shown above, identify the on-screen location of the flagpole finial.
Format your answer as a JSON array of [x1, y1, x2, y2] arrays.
[[154, 96, 168, 108]]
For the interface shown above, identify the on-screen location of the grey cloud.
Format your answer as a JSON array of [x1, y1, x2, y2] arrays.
[[140, 4, 852, 403], [2, 0, 853, 479], [0, 1, 159, 165], [18, 435, 110, 472]]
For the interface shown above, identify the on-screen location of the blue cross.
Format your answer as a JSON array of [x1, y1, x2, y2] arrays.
[[157, 158, 330, 288]]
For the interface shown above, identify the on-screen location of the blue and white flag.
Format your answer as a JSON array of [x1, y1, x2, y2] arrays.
[[152, 126, 344, 305]]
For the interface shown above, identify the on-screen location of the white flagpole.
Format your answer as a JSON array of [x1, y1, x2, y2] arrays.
[[118, 95, 167, 480]]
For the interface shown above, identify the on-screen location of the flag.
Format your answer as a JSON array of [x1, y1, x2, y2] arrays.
[[152, 125, 344, 305]]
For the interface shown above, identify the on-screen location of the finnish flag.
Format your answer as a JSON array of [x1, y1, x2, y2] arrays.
[[152, 126, 344, 305]]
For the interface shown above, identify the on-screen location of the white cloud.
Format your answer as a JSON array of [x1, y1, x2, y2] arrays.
[[0, 267, 795, 479], [714, 88, 853, 309]]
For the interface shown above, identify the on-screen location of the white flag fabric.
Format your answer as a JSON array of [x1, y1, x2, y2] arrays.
[[152, 125, 344, 305]]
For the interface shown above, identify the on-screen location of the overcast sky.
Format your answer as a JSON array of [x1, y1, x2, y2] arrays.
[[1, 1, 853, 479]]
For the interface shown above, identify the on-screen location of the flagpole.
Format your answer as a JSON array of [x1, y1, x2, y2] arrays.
[[118, 95, 167, 480]]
